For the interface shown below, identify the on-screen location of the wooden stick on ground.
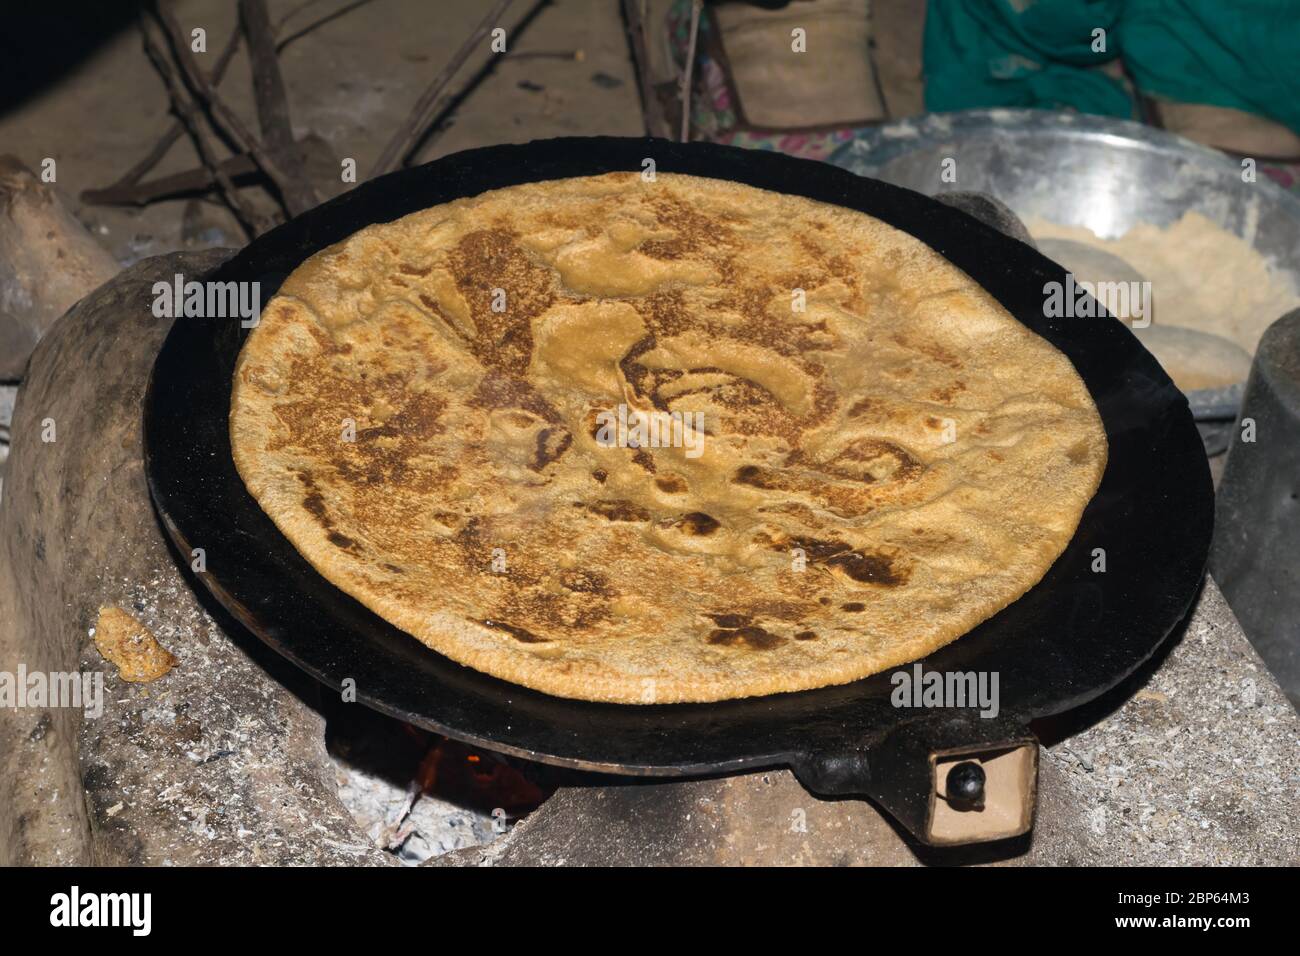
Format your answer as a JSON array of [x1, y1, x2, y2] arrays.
[[368, 0, 516, 179], [138, 16, 266, 236], [238, 0, 319, 215], [275, 0, 375, 53], [622, 0, 673, 139], [86, 1, 367, 209], [679, 0, 702, 142], [83, 153, 264, 207], [503, 48, 583, 61], [86, 24, 246, 202], [148, 1, 302, 217]]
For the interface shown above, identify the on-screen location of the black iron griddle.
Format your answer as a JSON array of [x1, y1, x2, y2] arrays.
[[143, 137, 1213, 845]]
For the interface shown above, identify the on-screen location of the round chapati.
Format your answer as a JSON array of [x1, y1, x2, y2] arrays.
[[230, 172, 1106, 703]]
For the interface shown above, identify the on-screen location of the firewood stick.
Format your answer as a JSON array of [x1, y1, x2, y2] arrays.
[[502, 48, 583, 60], [239, 0, 319, 215], [83, 154, 263, 206], [87, 0, 362, 207], [148, 1, 300, 218], [622, 0, 673, 139], [87, 24, 246, 202], [139, 16, 266, 236], [275, 0, 376, 53], [680, 0, 702, 142], [83, 134, 333, 207], [368, 0, 516, 179]]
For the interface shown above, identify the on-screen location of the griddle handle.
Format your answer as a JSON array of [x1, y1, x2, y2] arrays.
[[793, 718, 1038, 847], [884, 718, 1038, 847]]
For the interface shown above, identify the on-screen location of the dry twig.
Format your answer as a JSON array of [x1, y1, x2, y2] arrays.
[[138, 16, 266, 236], [148, 1, 303, 216], [679, 0, 702, 142], [622, 0, 673, 138], [368, 0, 516, 178], [86, 0, 367, 210], [276, 0, 376, 53], [86, 23, 246, 201], [239, 0, 319, 215]]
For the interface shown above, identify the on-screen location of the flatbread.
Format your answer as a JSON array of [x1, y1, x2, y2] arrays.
[[230, 172, 1106, 704]]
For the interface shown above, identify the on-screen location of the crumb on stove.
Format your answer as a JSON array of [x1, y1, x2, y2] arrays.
[[93, 605, 179, 683]]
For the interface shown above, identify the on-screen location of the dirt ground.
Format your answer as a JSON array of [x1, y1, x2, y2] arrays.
[[0, 0, 926, 265], [0, 0, 646, 264]]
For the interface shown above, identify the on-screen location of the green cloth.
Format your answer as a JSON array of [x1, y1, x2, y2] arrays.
[[1120, 1, 1300, 135], [923, 0, 1133, 117], [924, 0, 1300, 135]]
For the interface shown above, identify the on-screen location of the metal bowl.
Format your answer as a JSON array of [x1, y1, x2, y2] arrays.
[[831, 109, 1300, 450], [829, 109, 1300, 290]]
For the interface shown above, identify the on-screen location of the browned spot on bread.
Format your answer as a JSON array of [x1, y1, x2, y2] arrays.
[[560, 569, 611, 595], [784, 535, 852, 561], [827, 549, 909, 586], [581, 499, 651, 522], [631, 447, 657, 473], [692, 375, 803, 442], [301, 485, 328, 523], [676, 512, 720, 536], [655, 473, 687, 493], [1066, 440, 1092, 464], [639, 238, 686, 260], [734, 464, 783, 489], [469, 369, 561, 424], [706, 625, 785, 650], [892, 332, 962, 369], [328, 531, 357, 550], [617, 333, 662, 407], [268, 339, 452, 491], [757, 501, 820, 527], [930, 380, 967, 402], [531, 427, 572, 472], [748, 600, 811, 621], [295, 472, 360, 551], [448, 228, 556, 376], [841, 602, 865, 612], [479, 619, 548, 643], [821, 439, 923, 484], [636, 289, 690, 336], [705, 613, 752, 628], [643, 193, 736, 260], [795, 630, 818, 641]]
